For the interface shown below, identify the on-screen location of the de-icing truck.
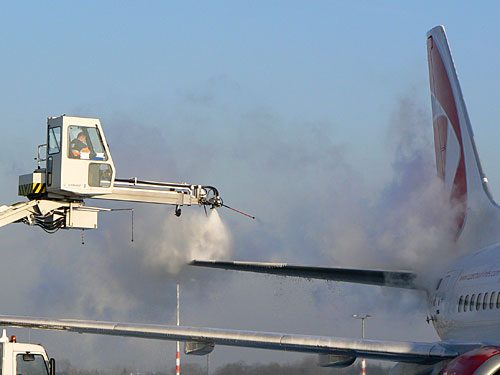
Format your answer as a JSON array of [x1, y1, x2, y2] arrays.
[[0, 115, 252, 234], [0, 330, 55, 375]]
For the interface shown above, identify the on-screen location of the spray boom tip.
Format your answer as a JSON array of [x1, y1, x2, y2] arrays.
[[222, 204, 255, 220]]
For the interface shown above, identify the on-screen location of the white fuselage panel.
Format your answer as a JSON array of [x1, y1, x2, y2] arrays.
[[431, 243, 500, 341]]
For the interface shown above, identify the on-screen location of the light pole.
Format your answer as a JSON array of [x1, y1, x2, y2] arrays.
[[353, 314, 371, 375], [176, 283, 181, 375]]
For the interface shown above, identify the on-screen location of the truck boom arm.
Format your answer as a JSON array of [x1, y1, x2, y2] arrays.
[[93, 178, 222, 206], [0, 178, 222, 233], [0, 200, 86, 231]]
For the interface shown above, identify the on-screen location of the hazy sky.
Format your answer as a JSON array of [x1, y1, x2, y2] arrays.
[[1, 1, 500, 371]]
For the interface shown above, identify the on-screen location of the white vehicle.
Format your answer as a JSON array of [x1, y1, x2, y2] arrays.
[[2, 25, 500, 375], [0, 330, 55, 375]]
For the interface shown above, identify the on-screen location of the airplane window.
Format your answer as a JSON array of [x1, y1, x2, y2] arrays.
[[490, 292, 496, 309], [477, 293, 482, 311], [464, 295, 470, 312], [470, 294, 476, 311], [458, 296, 463, 312], [497, 292, 500, 309], [483, 292, 489, 310]]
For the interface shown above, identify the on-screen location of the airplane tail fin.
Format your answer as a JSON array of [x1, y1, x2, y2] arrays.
[[427, 26, 500, 247]]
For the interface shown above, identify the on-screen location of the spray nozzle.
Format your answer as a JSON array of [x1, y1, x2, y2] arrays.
[[191, 185, 255, 219], [221, 203, 255, 220], [199, 186, 223, 208]]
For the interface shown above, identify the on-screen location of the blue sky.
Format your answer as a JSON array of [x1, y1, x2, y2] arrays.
[[1, 1, 500, 371], [2, 2, 500, 194]]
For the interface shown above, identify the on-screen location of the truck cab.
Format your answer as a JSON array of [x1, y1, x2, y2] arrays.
[[20, 115, 116, 200], [46, 115, 115, 198], [0, 330, 55, 375]]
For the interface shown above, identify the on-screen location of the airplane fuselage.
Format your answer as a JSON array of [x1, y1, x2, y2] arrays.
[[431, 243, 500, 341]]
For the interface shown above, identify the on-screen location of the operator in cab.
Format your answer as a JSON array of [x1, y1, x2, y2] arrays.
[[70, 131, 90, 159]]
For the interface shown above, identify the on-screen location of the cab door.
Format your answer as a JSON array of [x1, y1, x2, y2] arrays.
[[46, 118, 63, 193]]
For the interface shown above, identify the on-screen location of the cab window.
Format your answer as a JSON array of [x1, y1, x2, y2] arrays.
[[89, 163, 113, 187], [68, 126, 108, 161], [48, 127, 61, 155], [16, 353, 49, 375]]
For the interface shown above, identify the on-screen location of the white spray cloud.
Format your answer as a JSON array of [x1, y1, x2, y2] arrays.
[[319, 96, 464, 290], [141, 209, 233, 275]]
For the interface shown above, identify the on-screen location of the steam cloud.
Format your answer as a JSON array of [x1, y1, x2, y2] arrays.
[[142, 209, 233, 275], [316, 96, 463, 290]]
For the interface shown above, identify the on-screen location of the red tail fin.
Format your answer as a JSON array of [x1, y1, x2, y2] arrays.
[[427, 26, 500, 246]]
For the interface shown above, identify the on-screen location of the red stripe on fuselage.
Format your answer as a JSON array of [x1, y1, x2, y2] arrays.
[[428, 36, 467, 234], [439, 346, 500, 374]]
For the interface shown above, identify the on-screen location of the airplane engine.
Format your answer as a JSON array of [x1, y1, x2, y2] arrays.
[[184, 341, 215, 356], [317, 353, 356, 368], [438, 346, 500, 375]]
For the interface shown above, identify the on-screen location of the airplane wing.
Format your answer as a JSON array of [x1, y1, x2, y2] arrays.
[[189, 260, 418, 289], [0, 315, 460, 364]]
